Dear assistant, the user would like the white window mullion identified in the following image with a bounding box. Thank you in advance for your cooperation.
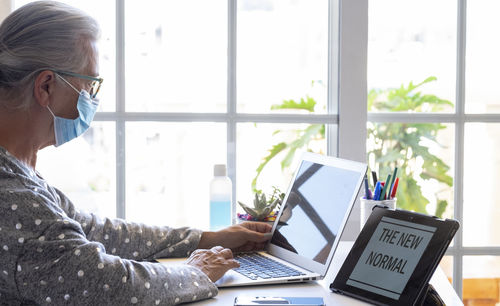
[115,0,126,219]
[227,0,237,223]
[337,0,367,163]
[337,0,368,239]
[453,0,467,298]
[327,0,340,156]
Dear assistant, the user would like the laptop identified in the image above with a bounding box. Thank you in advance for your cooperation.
[159,152,367,287]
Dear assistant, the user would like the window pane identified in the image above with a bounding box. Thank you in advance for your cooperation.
[463,256,500,304]
[13,0,116,112]
[367,0,456,112]
[125,0,227,112]
[236,123,327,213]
[366,122,454,219]
[126,123,226,229]
[464,123,500,246]
[37,122,116,218]
[237,0,329,114]
[465,1,500,113]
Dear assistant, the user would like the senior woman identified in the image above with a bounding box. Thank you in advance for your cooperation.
[0,1,271,305]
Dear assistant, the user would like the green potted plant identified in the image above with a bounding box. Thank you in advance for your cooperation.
[252,77,453,218]
[237,187,285,222]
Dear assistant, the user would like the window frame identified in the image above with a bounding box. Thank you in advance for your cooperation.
[365,0,500,299]
[11,0,500,300]
[95,0,366,237]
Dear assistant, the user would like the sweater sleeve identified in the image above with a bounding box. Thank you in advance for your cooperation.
[53,187,203,260]
[9,190,218,305]
[0,166,217,306]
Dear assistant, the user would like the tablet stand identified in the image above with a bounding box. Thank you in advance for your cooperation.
[416,284,445,306]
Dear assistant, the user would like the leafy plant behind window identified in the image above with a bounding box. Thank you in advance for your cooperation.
[253,77,453,217]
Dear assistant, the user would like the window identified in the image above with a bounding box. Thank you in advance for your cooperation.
[367,0,500,301]
[8,0,367,234]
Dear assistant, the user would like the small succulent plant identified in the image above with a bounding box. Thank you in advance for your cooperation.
[238,187,285,221]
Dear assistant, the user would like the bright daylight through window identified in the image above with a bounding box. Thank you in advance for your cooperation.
[7,0,496,302]
[367,0,500,302]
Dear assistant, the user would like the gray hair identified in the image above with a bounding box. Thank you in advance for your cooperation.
[0,1,100,109]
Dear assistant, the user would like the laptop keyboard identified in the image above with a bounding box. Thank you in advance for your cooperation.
[233,253,306,280]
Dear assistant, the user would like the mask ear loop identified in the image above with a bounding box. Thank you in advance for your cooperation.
[46,105,56,118]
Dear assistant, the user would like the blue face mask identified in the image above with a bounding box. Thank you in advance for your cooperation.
[47,76,99,147]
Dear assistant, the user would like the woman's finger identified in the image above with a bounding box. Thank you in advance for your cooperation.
[225,258,240,269]
[219,248,234,259]
[211,246,224,253]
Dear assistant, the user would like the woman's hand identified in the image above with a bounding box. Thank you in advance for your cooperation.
[186,246,240,282]
[197,222,273,252]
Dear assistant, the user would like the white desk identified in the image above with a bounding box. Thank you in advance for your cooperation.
[193,241,463,305]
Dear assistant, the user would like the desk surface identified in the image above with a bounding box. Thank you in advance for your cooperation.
[191,241,462,305]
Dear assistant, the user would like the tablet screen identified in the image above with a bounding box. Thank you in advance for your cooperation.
[346,216,436,300]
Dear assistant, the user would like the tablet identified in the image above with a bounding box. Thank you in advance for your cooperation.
[330,206,459,306]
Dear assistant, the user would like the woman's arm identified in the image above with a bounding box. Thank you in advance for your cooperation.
[54,187,204,260]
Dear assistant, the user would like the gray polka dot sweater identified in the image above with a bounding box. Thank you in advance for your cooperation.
[0,147,218,305]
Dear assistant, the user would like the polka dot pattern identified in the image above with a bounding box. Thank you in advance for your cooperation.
[0,151,215,305]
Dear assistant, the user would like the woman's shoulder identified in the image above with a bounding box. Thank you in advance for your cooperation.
[0,163,66,221]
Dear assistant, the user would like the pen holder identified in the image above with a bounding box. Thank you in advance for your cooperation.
[360,198,396,231]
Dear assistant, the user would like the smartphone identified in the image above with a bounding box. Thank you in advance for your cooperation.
[234,296,325,306]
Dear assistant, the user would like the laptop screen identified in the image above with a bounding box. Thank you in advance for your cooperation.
[270,160,363,264]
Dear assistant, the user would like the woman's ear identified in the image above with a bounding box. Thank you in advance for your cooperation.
[33,70,56,107]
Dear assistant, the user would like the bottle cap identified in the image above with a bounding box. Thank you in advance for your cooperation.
[214,164,226,176]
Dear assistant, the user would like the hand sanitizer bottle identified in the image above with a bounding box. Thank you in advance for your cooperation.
[209,164,232,231]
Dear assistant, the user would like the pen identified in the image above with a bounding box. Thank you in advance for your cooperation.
[380,174,391,200]
[371,171,378,187]
[373,181,382,201]
[388,167,398,199]
[390,177,399,199]
[364,175,371,199]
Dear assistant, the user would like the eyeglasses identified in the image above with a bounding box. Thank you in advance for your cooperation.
[53,70,103,99]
